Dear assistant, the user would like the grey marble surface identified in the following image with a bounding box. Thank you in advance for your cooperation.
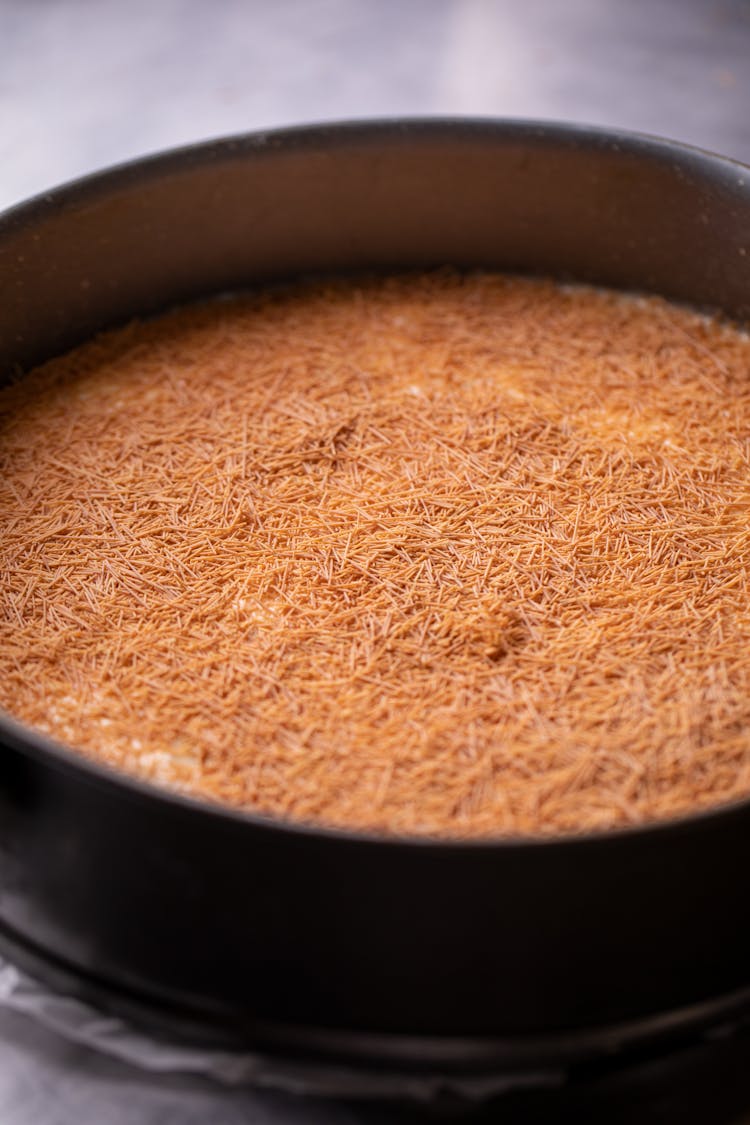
[2,0,750,216]
[1,0,750,1121]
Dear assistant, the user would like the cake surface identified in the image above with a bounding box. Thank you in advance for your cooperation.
[1,272,750,836]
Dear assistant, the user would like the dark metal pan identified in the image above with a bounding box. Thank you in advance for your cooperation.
[1,119,749,1083]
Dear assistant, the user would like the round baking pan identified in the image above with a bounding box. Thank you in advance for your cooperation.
[1,119,749,1085]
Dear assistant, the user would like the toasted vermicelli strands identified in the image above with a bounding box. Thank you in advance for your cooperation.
[1,272,750,837]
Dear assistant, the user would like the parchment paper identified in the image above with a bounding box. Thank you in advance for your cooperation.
[0,956,560,1104]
